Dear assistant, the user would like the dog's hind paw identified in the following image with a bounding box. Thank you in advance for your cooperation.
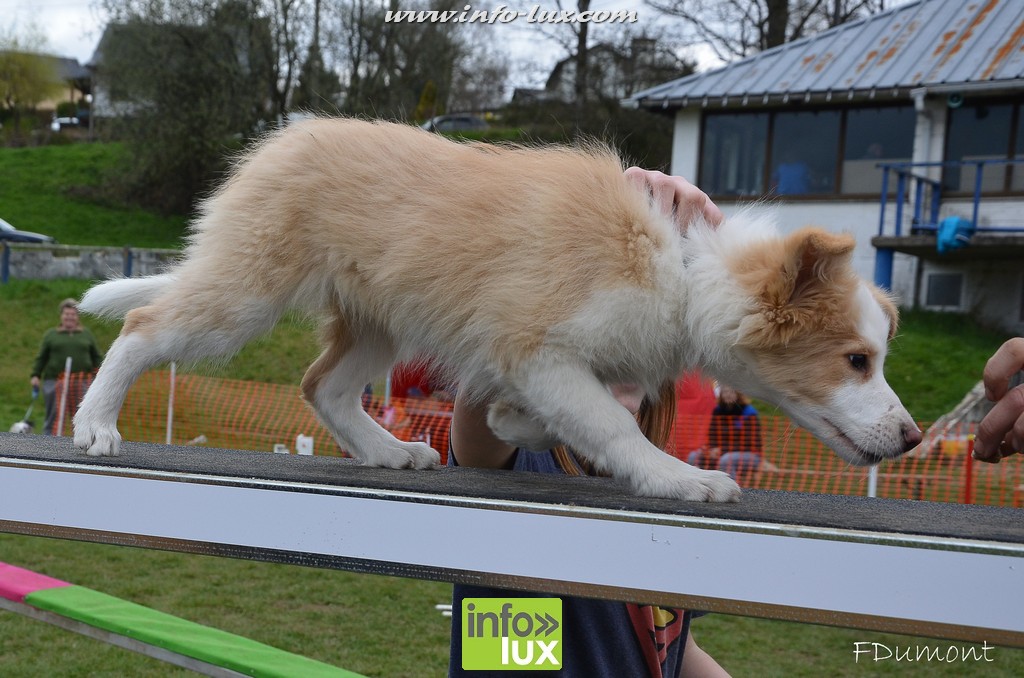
[358,440,440,470]
[632,458,741,502]
[73,421,122,457]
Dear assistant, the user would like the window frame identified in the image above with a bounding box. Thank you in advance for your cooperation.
[942,97,1024,196]
[697,104,914,201]
[923,271,965,311]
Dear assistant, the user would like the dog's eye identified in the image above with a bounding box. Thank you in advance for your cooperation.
[848,354,869,373]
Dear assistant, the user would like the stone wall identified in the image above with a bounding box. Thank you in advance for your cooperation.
[1,243,180,282]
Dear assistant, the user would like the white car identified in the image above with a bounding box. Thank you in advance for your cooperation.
[420,115,489,133]
[50,116,80,132]
[0,217,55,243]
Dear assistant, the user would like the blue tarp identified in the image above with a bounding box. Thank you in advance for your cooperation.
[937,216,975,254]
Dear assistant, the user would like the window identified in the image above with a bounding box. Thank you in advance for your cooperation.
[944,103,1014,192]
[700,113,768,196]
[701,105,913,198]
[842,107,915,194]
[925,272,964,309]
[770,110,840,195]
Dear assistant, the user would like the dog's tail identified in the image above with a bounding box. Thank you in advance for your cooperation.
[79,274,176,319]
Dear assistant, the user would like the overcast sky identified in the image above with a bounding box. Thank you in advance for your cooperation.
[1,0,106,63]
[1,0,918,74]
[2,0,716,86]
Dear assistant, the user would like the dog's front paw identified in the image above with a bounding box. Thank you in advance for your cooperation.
[73,415,122,457]
[632,457,741,502]
[357,440,440,470]
[487,401,561,450]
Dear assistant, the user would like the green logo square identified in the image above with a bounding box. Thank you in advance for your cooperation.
[462,598,563,671]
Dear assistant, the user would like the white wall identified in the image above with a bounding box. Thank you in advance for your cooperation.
[917,260,1024,335]
[670,110,701,182]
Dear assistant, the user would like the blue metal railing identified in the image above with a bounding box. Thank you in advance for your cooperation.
[874,158,1024,290]
[877,158,1024,237]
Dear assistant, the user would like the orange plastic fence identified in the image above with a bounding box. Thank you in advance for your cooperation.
[51,370,1024,508]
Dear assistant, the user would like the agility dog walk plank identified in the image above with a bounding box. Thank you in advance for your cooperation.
[0,562,364,677]
[1,432,1022,648]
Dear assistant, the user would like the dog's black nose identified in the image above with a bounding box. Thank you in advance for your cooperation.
[902,425,923,452]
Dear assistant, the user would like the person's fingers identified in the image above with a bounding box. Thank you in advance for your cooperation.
[974,384,1024,462]
[623,167,723,228]
[695,192,724,226]
[623,166,651,192]
[982,337,1024,402]
[672,179,723,226]
[652,183,678,219]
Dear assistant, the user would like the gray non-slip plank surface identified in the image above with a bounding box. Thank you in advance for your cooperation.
[2,432,1021,546]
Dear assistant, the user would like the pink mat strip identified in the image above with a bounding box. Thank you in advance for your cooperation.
[0,562,71,603]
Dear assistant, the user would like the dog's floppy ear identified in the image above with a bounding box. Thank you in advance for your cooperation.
[737,227,856,348]
[779,227,855,306]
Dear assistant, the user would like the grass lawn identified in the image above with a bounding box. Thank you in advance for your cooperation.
[0,534,452,677]
[1,143,1021,675]
[0,143,188,248]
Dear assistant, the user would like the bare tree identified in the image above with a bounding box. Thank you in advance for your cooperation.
[264,0,312,120]
[96,0,278,212]
[646,0,887,61]
[0,24,62,141]
[292,0,343,111]
[447,26,511,113]
[572,0,590,133]
[323,0,482,119]
[517,0,597,135]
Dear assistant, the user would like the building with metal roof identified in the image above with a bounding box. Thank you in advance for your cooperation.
[630,0,1024,110]
[626,0,1024,335]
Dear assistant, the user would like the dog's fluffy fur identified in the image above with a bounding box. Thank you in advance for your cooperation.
[74,118,919,501]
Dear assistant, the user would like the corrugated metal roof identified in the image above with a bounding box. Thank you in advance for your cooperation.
[630,0,1024,109]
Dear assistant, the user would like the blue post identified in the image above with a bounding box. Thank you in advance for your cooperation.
[894,173,907,236]
[123,246,133,278]
[1,242,9,284]
[913,177,924,231]
[874,248,894,291]
[875,165,895,292]
[878,167,890,237]
[971,161,984,228]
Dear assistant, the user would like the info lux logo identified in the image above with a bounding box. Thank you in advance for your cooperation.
[462,598,563,670]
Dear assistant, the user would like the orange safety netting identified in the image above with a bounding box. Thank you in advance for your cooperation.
[50,370,1024,508]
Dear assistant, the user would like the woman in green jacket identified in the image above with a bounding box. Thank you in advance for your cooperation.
[29,299,103,435]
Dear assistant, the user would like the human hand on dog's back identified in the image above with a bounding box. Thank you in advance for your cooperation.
[624,168,723,229]
[974,337,1024,463]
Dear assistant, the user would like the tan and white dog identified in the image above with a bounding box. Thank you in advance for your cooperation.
[74,118,920,502]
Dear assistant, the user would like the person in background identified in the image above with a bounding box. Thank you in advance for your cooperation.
[29,298,103,435]
[771,149,811,195]
[689,386,763,484]
[973,337,1024,463]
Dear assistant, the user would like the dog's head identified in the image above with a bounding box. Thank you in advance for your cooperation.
[724,226,920,466]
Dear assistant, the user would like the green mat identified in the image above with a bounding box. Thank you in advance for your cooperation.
[26,585,365,677]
